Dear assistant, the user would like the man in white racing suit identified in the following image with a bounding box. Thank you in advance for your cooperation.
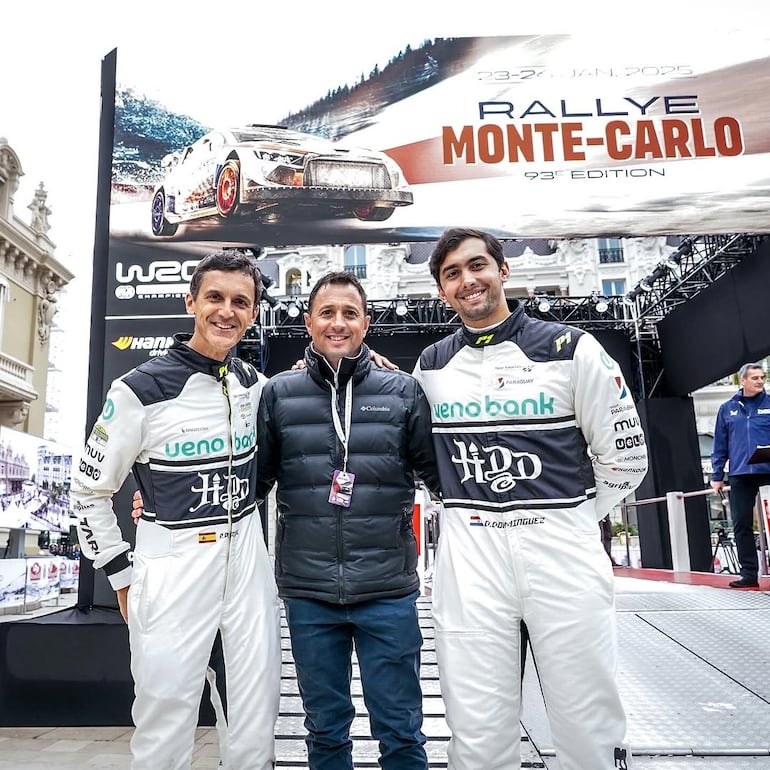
[72,250,281,770]
[413,228,647,770]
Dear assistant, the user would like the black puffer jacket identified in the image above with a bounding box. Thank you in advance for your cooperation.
[256,344,440,604]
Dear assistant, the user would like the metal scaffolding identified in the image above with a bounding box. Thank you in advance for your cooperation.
[624,233,767,331]
[250,233,768,399]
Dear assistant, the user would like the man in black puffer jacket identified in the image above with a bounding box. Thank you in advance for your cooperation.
[256,271,440,770]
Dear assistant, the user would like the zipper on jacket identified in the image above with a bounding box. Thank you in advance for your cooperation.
[221,375,235,590]
[327,374,346,602]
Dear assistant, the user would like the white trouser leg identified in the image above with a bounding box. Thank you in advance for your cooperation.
[526,528,631,770]
[433,527,523,770]
[128,530,223,770]
[219,516,281,770]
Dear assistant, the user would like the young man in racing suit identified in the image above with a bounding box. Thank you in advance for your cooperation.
[413,228,648,770]
[71,250,281,770]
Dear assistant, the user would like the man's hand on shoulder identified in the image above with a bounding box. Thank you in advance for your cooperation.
[289,351,398,371]
[369,350,398,370]
[132,490,143,525]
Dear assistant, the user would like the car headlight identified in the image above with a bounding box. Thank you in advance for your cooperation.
[252,150,302,185]
[381,157,405,188]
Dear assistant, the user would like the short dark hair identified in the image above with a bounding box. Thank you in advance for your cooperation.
[429,227,505,284]
[307,271,368,313]
[189,249,262,308]
[739,362,765,379]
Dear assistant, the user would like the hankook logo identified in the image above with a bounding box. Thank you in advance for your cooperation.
[112,336,174,357]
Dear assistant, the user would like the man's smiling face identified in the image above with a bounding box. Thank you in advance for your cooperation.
[304,282,370,369]
[185,269,257,361]
[436,237,510,327]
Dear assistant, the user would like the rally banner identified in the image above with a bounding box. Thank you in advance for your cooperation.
[108,32,769,247]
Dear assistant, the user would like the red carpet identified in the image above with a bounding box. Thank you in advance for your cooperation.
[614,566,769,589]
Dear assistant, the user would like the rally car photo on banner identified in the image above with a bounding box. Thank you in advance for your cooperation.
[150,124,414,236]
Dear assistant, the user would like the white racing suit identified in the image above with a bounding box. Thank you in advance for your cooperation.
[72,338,281,770]
[414,308,647,770]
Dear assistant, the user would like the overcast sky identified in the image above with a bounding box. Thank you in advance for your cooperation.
[1,0,765,445]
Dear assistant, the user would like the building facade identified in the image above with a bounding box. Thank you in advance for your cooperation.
[0,137,73,436]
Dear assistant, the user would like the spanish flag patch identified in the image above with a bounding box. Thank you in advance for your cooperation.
[198,532,217,544]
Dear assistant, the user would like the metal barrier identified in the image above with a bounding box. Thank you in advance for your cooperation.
[621,485,770,576]
[421,485,770,577]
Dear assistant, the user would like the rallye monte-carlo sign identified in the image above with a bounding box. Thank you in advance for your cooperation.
[107,31,770,245]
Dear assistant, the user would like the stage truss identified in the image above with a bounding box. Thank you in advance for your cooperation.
[248,233,768,399]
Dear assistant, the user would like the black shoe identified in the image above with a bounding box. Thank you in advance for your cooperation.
[729,577,759,588]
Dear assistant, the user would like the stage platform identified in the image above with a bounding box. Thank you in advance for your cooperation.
[0,568,768,768]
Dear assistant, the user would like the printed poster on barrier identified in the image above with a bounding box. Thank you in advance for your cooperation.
[0,427,73,533]
[0,559,28,609]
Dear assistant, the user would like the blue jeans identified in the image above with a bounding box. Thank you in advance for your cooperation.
[728,474,770,579]
[283,591,427,770]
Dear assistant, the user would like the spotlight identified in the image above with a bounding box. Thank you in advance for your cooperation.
[259,275,279,309]
[623,287,642,305]
[395,299,408,317]
[638,279,654,292]
[664,238,693,272]
[593,295,609,314]
[537,297,552,313]
[286,301,301,319]
[672,238,693,259]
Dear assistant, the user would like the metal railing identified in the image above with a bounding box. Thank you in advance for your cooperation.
[621,484,770,576]
[598,247,625,263]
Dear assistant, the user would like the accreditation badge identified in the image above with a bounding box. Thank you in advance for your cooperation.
[329,469,355,507]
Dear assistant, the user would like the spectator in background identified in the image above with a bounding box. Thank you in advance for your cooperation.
[711,362,770,589]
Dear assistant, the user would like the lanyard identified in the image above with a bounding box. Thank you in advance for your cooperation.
[329,379,353,472]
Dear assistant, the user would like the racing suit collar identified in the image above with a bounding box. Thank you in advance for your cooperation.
[461,301,526,348]
[170,333,234,379]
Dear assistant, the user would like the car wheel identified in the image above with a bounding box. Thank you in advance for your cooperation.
[216,161,241,218]
[150,189,178,236]
[352,205,395,222]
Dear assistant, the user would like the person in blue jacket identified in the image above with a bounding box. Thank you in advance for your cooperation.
[711,362,770,588]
